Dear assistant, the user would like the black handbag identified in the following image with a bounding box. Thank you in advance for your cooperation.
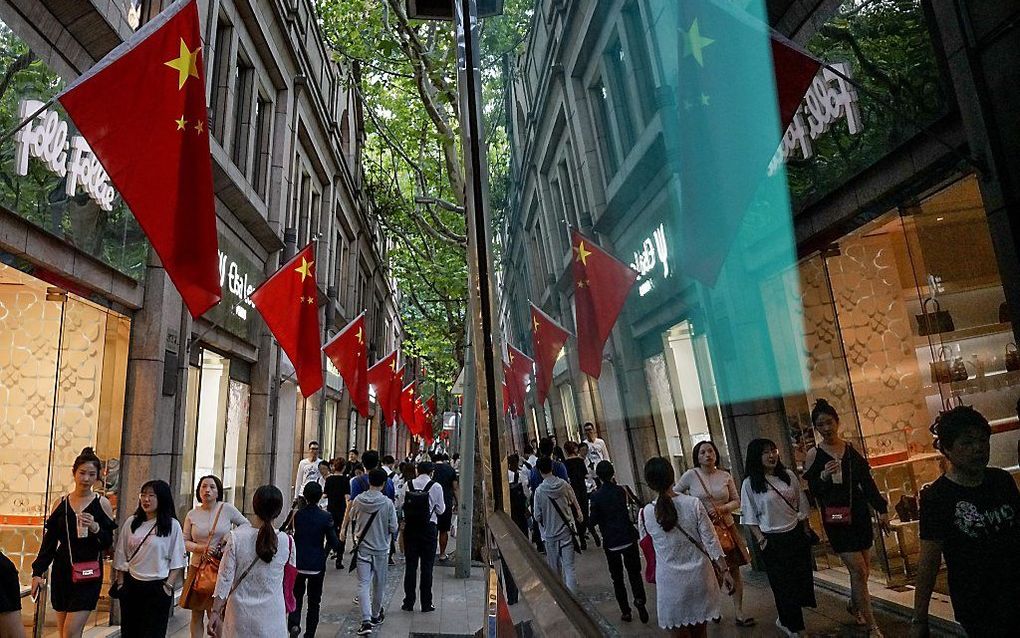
[915,298,955,336]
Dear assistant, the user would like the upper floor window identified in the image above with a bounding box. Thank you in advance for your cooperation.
[230,54,254,171]
[209,18,232,142]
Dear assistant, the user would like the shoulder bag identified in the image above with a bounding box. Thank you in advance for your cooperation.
[692,470,737,553]
[283,535,297,613]
[180,503,225,609]
[764,474,821,546]
[64,497,101,584]
[821,449,853,526]
[347,510,380,573]
[548,497,582,554]
[637,508,656,583]
[108,520,157,599]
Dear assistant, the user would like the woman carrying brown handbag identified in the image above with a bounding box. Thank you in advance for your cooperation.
[677,440,753,627]
[181,475,249,637]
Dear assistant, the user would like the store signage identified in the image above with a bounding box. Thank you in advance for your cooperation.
[629,223,671,298]
[12,99,117,211]
[218,250,257,321]
[768,62,863,174]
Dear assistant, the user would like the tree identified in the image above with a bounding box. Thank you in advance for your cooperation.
[316,0,531,394]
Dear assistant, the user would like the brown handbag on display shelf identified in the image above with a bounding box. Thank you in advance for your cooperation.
[915,297,955,336]
[930,346,953,384]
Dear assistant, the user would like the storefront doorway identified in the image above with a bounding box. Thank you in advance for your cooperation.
[178,349,251,519]
[0,262,129,636]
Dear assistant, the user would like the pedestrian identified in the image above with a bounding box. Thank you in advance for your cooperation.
[400,461,445,612]
[550,435,565,463]
[181,475,249,637]
[208,485,295,637]
[346,448,360,470]
[348,451,396,501]
[564,441,600,549]
[288,482,340,637]
[294,442,323,500]
[677,440,753,627]
[0,550,25,638]
[315,461,331,503]
[583,422,610,462]
[529,438,568,553]
[911,406,1020,637]
[344,468,399,635]
[803,399,889,636]
[521,444,537,472]
[30,447,116,638]
[589,461,648,624]
[451,452,461,473]
[395,462,417,557]
[740,439,816,638]
[641,457,729,637]
[507,454,532,534]
[533,456,582,592]
[430,452,459,561]
[323,459,349,569]
[112,479,187,637]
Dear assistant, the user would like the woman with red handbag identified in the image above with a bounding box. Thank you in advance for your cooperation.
[207,485,295,638]
[30,447,116,638]
[804,399,889,636]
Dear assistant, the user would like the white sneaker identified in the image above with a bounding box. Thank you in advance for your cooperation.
[775,617,800,638]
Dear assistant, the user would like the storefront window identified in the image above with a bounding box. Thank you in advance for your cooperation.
[559,384,580,442]
[0,21,147,281]
[777,174,1018,590]
[0,262,129,633]
[322,399,338,461]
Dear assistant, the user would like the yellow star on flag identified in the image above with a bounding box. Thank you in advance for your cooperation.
[356,328,364,344]
[681,19,715,67]
[533,316,540,333]
[508,351,515,364]
[390,359,398,372]
[194,120,204,133]
[175,115,187,130]
[165,38,201,90]
[294,257,314,282]
[574,241,592,266]
[306,296,315,305]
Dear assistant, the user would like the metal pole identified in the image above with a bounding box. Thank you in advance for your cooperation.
[455,337,477,578]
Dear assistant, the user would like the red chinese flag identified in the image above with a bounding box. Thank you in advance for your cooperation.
[502,362,514,416]
[250,243,322,397]
[389,366,405,427]
[368,351,398,426]
[400,381,417,434]
[771,33,822,129]
[426,396,437,417]
[507,343,533,416]
[323,313,370,418]
[58,0,220,317]
[530,303,570,406]
[572,230,638,379]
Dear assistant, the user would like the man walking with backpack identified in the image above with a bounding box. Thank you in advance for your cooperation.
[401,461,445,612]
[343,469,398,636]
[534,456,582,592]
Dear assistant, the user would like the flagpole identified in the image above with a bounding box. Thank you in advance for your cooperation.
[0,96,57,146]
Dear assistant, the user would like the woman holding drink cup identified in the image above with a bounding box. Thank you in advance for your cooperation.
[804,399,890,636]
[30,448,116,638]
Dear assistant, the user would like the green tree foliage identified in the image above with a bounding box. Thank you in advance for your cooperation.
[786,0,948,208]
[316,0,531,393]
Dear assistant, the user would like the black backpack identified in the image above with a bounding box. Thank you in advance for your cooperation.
[402,479,437,529]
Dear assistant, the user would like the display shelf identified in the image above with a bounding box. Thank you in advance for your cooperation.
[914,322,1013,347]
[939,369,1020,395]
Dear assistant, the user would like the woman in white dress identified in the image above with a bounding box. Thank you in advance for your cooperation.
[208,485,294,638]
[677,440,753,626]
[640,457,731,637]
[182,475,249,637]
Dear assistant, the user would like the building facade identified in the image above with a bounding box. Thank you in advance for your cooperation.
[500,0,1020,621]
[0,0,403,632]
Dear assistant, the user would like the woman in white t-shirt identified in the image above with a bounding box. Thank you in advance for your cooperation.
[740,439,817,638]
[182,475,249,637]
[208,485,294,637]
[113,479,187,637]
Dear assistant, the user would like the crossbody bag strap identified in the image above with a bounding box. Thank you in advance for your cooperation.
[349,511,379,556]
[548,497,577,539]
[125,519,158,565]
[204,504,225,554]
[228,555,260,598]
[693,470,724,518]
[765,473,801,514]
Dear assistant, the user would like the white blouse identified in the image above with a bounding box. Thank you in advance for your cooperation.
[114,516,187,581]
[677,468,740,527]
[739,470,810,534]
[183,502,250,565]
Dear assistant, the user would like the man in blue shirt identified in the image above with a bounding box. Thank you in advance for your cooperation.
[350,451,396,501]
[528,438,568,491]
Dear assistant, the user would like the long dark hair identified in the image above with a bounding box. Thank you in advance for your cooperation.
[131,480,177,536]
[744,439,790,494]
[643,457,678,532]
[253,485,283,563]
[691,440,726,471]
[73,447,102,474]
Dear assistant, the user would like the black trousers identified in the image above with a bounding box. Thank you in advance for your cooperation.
[761,525,816,633]
[604,543,645,614]
[288,571,325,637]
[119,574,172,637]
[403,522,438,608]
